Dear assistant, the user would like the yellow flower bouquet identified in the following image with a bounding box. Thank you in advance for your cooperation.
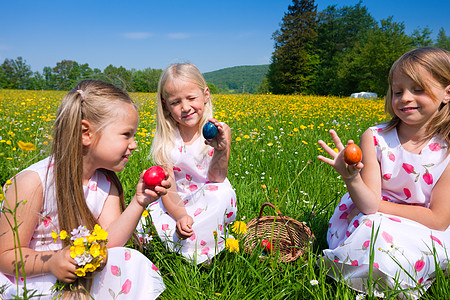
[52,224,108,277]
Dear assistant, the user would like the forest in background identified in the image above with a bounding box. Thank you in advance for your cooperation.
[1,0,449,96]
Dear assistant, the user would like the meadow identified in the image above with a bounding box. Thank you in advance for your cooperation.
[1,90,448,299]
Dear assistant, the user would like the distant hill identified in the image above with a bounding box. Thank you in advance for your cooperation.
[203,65,269,94]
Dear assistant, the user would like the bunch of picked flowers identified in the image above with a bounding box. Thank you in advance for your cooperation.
[52,224,108,277]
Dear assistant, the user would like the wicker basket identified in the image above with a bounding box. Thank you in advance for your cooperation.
[244,202,314,263]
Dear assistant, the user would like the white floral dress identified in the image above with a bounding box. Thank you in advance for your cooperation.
[0,157,165,299]
[139,131,237,264]
[323,124,450,298]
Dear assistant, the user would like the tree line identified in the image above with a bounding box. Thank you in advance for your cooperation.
[1,0,450,96]
[0,58,164,92]
[264,0,450,96]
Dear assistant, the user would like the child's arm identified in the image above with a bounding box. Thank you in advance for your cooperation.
[205,119,231,183]
[97,170,170,247]
[0,171,78,282]
[318,129,382,214]
[159,168,194,239]
[378,163,450,230]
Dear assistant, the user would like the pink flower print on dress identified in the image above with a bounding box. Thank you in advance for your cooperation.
[339,203,347,211]
[173,167,181,172]
[423,172,433,185]
[49,163,54,168]
[162,224,169,231]
[388,216,401,223]
[373,136,379,146]
[227,211,234,218]
[189,233,196,241]
[382,231,393,244]
[402,163,416,174]
[121,279,132,294]
[351,260,358,266]
[124,250,131,261]
[364,219,373,227]
[404,188,411,199]
[383,173,392,180]
[89,183,97,191]
[353,220,359,228]
[207,185,218,191]
[362,240,370,250]
[388,152,395,162]
[415,259,425,272]
[219,225,223,231]
[43,216,52,227]
[152,264,159,271]
[196,164,204,170]
[189,184,198,192]
[345,231,351,237]
[382,196,391,201]
[430,235,442,246]
[339,212,348,220]
[200,240,207,246]
[194,208,203,216]
[186,174,192,181]
[429,143,442,152]
[373,262,379,269]
[208,149,214,156]
[178,146,183,152]
[201,247,210,255]
[111,265,121,276]
[418,277,424,284]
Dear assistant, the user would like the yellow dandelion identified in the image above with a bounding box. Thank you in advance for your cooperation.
[75,268,86,277]
[84,263,96,273]
[142,210,149,218]
[59,230,67,240]
[261,184,267,189]
[243,134,250,139]
[267,143,273,146]
[90,242,101,258]
[225,238,239,253]
[302,140,308,145]
[93,224,108,240]
[231,221,247,234]
[17,141,36,151]
[51,230,58,243]
[235,137,242,141]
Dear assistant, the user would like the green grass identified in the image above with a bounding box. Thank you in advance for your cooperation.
[1,90,449,299]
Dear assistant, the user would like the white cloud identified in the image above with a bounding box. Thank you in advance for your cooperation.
[167,33,191,39]
[123,32,153,39]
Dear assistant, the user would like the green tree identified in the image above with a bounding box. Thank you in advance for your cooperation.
[131,68,162,92]
[51,60,94,90]
[313,2,376,95]
[267,0,319,94]
[0,57,33,89]
[336,17,411,96]
[103,65,133,90]
[409,27,433,47]
[435,28,450,51]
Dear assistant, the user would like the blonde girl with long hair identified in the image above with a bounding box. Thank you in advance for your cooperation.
[138,63,237,264]
[0,80,168,299]
[318,47,450,298]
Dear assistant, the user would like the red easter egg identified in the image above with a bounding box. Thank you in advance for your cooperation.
[343,143,362,165]
[261,239,272,253]
[143,166,165,189]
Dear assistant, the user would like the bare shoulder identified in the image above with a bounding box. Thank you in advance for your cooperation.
[5,170,43,205]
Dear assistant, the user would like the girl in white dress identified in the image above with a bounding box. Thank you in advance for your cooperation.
[0,80,169,299]
[138,63,237,264]
[317,47,450,298]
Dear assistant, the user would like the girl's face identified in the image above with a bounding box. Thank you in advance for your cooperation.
[163,77,210,133]
[391,67,450,129]
[84,102,139,175]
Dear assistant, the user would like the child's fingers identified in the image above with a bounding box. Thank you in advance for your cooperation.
[318,140,339,158]
[329,129,345,152]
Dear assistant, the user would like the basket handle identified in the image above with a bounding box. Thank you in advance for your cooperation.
[258,202,297,258]
[258,202,283,218]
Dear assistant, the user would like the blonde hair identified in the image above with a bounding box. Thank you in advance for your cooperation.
[151,63,213,167]
[384,47,450,150]
[50,80,135,298]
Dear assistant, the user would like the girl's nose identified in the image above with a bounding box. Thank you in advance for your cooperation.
[401,90,414,102]
[129,138,137,150]
[180,99,190,112]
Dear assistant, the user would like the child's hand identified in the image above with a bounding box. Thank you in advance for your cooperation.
[136,169,170,207]
[204,119,228,151]
[175,215,194,239]
[48,246,78,283]
[317,129,363,180]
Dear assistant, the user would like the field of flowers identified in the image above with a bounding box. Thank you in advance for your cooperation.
[4,90,446,299]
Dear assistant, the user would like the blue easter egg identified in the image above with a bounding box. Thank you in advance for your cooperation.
[203,121,218,139]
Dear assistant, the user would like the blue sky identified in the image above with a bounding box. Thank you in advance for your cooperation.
[1,0,448,73]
